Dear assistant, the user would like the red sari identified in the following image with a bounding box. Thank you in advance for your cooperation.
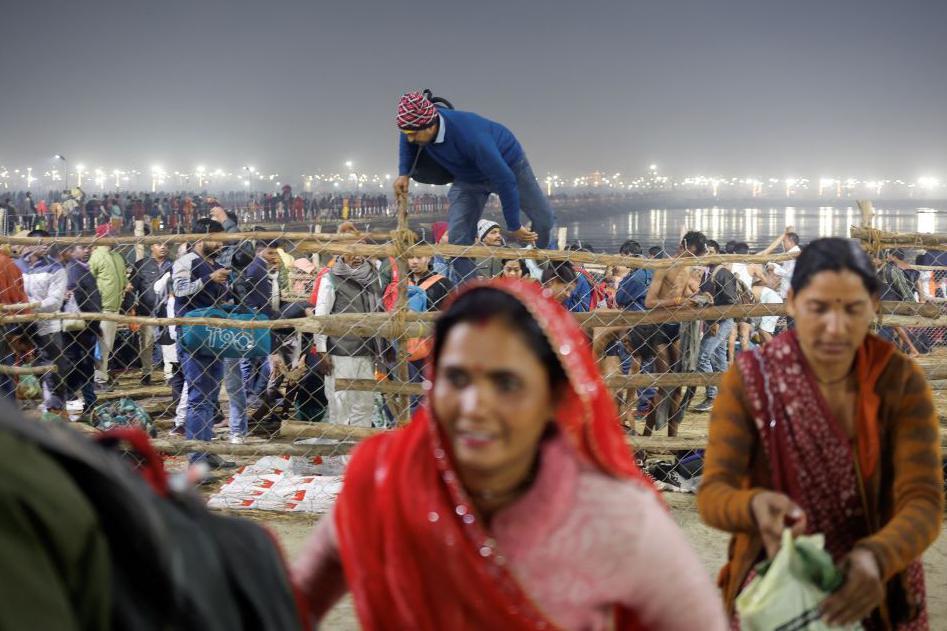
[736,331,928,630]
[333,279,658,630]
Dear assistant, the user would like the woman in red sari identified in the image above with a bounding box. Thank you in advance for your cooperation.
[699,238,944,629]
[294,279,726,630]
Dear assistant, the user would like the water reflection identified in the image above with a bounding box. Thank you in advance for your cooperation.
[565,204,947,251]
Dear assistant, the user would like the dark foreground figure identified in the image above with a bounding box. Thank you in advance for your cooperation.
[0,403,303,630]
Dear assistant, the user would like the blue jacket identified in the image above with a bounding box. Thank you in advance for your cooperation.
[616,269,653,311]
[566,272,593,313]
[399,108,526,230]
[235,256,277,317]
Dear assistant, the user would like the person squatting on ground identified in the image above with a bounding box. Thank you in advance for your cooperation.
[234,238,306,438]
[394,91,556,284]
[294,279,726,630]
[699,237,943,629]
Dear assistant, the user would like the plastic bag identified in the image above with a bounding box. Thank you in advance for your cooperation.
[16,374,42,400]
[92,398,157,437]
[736,530,862,631]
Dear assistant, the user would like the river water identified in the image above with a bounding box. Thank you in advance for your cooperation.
[557,203,947,253]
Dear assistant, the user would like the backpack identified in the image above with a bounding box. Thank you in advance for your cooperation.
[713,266,755,305]
[406,274,444,362]
[180,305,272,359]
[0,408,304,631]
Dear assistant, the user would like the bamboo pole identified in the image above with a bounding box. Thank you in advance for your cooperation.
[3,300,935,335]
[850,226,947,249]
[5,229,812,271]
[336,362,947,394]
[393,192,412,424]
[0,302,38,312]
[405,243,799,270]
[0,364,56,375]
[279,421,379,441]
[150,438,350,457]
[880,315,947,327]
[149,431,947,458]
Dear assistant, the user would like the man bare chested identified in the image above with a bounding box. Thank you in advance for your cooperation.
[641,231,707,436]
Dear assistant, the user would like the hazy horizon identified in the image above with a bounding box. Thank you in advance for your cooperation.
[3,0,945,179]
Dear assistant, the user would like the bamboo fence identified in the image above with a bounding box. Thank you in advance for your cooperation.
[2,200,946,463]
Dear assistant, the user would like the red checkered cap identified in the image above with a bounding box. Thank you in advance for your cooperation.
[396,92,438,131]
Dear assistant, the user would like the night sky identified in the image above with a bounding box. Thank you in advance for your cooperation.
[2,0,945,180]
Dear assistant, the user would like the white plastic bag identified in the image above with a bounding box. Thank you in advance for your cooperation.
[736,530,861,631]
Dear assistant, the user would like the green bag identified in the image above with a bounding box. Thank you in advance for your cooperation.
[92,398,157,438]
[736,530,862,631]
[16,374,42,400]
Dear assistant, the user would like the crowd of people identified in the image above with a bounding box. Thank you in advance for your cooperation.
[0,188,452,237]
[1,207,940,446]
[1,89,944,631]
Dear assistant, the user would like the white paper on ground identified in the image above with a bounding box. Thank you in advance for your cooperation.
[208,455,349,513]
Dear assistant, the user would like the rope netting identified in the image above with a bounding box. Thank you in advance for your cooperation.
[2,205,946,509]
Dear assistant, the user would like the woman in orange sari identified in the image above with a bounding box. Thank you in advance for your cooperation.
[699,238,943,629]
[294,279,726,630]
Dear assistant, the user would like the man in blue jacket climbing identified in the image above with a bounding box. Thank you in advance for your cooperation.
[393,91,556,284]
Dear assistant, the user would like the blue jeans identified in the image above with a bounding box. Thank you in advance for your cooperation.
[446,157,556,284]
[180,342,223,460]
[697,319,734,399]
[241,356,269,405]
[223,357,247,436]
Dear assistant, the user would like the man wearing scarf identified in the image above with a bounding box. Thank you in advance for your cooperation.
[312,252,383,427]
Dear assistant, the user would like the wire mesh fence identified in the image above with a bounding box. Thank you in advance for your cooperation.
[2,203,946,511]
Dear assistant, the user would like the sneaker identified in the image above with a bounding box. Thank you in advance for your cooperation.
[94,382,114,393]
[169,425,185,437]
[647,462,688,493]
[690,398,715,413]
[204,453,237,470]
[228,434,245,445]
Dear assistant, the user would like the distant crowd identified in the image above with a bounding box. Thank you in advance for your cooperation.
[0,187,452,236]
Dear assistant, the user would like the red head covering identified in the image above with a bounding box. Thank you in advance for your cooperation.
[431,220,448,244]
[396,91,438,131]
[334,278,656,630]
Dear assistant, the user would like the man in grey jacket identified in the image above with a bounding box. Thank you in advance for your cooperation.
[311,253,383,427]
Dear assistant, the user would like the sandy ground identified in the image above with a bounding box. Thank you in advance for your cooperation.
[256,493,946,630]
